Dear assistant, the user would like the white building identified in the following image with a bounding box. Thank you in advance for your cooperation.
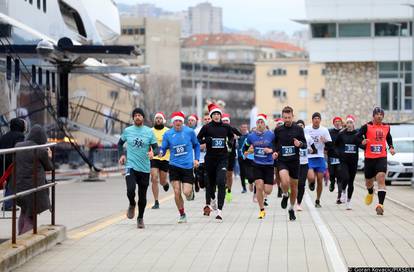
[299,0,414,124]
[188,2,222,35]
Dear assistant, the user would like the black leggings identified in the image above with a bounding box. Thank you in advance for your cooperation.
[238,158,247,190]
[340,160,358,200]
[126,169,150,219]
[329,163,342,198]
[205,156,227,210]
[297,164,308,205]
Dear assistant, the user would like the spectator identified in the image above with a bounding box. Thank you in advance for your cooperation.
[15,124,53,235]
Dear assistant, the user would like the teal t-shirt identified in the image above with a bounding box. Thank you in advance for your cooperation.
[121,125,157,173]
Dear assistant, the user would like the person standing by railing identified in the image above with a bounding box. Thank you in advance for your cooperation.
[15,124,53,234]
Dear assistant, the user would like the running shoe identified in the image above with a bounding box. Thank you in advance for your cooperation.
[225,189,232,203]
[375,204,384,215]
[281,193,289,209]
[137,218,145,229]
[365,192,374,205]
[340,192,347,203]
[336,199,342,205]
[163,183,170,192]
[264,198,269,207]
[211,199,218,211]
[258,210,266,219]
[215,209,223,222]
[346,201,352,210]
[127,205,135,219]
[151,201,160,209]
[296,204,303,211]
[329,181,335,192]
[203,205,211,216]
[241,188,247,194]
[288,209,296,221]
[315,199,322,208]
[178,214,187,223]
[309,182,315,191]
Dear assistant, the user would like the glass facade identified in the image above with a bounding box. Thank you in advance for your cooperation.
[311,23,336,38]
[338,23,371,37]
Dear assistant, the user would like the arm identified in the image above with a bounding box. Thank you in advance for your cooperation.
[39,148,54,171]
[386,128,394,149]
[232,127,242,137]
[117,138,126,156]
[150,143,159,156]
[159,134,169,157]
[296,127,307,149]
[192,132,200,161]
[358,124,368,142]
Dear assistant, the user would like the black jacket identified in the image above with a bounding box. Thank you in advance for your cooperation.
[335,129,362,162]
[0,118,25,176]
[274,123,307,162]
[197,121,234,158]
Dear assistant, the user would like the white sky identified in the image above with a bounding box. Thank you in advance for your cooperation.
[114,0,307,33]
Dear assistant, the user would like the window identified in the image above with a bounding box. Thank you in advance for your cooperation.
[299,69,308,76]
[299,89,308,98]
[127,28,134,35]
[122,28,127,35]
[270,68,287,76]
[321,68,327,76]
[338,23,371,37]
[311,23,336,38]
[321,88,326,98]
[134,28,140,35]
[375,22,409,37]
[273,89,287,98]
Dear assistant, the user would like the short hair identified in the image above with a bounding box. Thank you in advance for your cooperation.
[282,106,293,114]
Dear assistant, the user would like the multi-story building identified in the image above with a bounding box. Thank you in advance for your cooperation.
[299,0,414,125]
[181,34,304,126]
[188,2,222,35]
[255,58,326,128]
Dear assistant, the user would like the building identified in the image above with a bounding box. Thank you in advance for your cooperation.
[116,16,182,119]
[188,2,222,35]
[255,58,326,128]
[181,34,304,126]
[299,0,414,125]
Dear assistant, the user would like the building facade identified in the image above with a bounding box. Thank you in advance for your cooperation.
[301,0,414,125]
[255,58,326,128]
[188,2,222,35]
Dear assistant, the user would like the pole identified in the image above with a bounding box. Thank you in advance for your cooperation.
[397,23,401,122]
[191,51,195,113]
[411,6,414,187]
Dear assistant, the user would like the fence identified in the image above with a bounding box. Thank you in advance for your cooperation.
[0,143,56,245]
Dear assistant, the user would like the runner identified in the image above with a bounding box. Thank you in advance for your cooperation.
[328,117,343,199]
[237,123,250,193]
[159,111,200,223]
[150,112,170,209]
[243,114,275,219]
[187,114,198,130]
[118,108,158,229]
[335,115,362,210]
[197,104,234,222]
[305,112,333,208]
[274,118,284,198]
[296,120,316,211]
[222,113,242,203]
[274,106,307,221]
[358,107,395,215]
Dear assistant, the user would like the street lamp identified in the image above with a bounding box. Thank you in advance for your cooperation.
[391,23,402,122]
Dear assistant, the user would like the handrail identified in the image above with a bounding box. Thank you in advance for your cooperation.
[0,142,56,155]
[0,182,57,203]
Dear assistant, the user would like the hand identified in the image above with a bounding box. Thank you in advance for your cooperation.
[293,138,302,147]
[200,144,206,151]
[248,145,254,154]
[263,147,273,154]
[272,152,279,160]
[119,155,126,165]
[320,136,327,143]
[389,147,396,156]
[159,150,164,157]
[244,151,249,157]
[194,160,199,168]
[47,147,52,159]
[361,139,368,145]
[307,148,314,154]
[147,150,154,160]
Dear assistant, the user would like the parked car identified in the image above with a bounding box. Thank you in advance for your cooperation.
[386,137,414,185]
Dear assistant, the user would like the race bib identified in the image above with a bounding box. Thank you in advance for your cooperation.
[212,138,225,149]
[255,147,266,158]
[173,144,187,156]
[281,146,295,157]
[344,144,357,154]
[370,144,382,154]
[299,149,307,157]
[330,157,340,164]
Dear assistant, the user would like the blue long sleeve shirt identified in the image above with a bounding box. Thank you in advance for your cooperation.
[160,126,200,169]
[245,130,275,166]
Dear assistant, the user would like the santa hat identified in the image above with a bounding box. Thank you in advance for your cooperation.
[256,113,267,124]
[188,114,198,121]
[170,111,185,123]
[208,103,222,117]
[154,112,166,124]
[222,113,231,122]
[332,116,342,124]
[275,118,284,126]
[346,114,356,123]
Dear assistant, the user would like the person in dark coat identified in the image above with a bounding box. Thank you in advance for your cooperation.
[15,124,53,235]
[0,118,26,211]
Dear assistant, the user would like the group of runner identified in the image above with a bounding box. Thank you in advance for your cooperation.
[118,104,395,229]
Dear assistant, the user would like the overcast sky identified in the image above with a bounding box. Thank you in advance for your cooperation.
[114,0,307,33]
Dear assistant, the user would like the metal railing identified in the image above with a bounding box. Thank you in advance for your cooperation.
[0,143,56,245]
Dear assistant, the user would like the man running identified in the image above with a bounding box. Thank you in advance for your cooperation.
[274,106,307,221]
[118,108,158,229]
[197,104,234,222]
[335,115,362,210]
[237,123,249,193]
[150,112,170,209]
[159,111,200,223]
[358,107,395,215]
[296,120,316,211]
[243,114,275,219]
[328,117,343,198]
[305,112,333,208]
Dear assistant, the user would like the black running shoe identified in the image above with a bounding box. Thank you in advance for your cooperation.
[288,209,296,221]
[163,183,170,192]
[315,199,322,208]
[127,205,135,219]
[329,181,335,192]
[281,194,289,209]
[336,199,342,205]
[137,218,145,229]
[152,201,160,209]
[309,182,315,191]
